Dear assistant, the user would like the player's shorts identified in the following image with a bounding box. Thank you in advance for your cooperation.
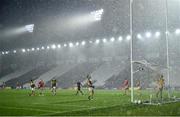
[88,87,94,92]
[124,86,129,90]
[31,88,35,91]
[77,87,81,90]
[137,86,141,90]
[52,86,56,89]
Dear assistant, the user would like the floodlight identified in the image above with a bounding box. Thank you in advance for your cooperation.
[145,32,152,38]
[103,38,107,43]
[89,41,93,44]
[22,49,25,52]
[51,44,56,49]
[155,31,160,37]
[13,50,17,53]
[126,35,131,41]
[118,36,123,41]
[5,51,9,54]
[110,37,115,42]
[175,29,180,35]
[57,44,61,48]
[32,48,35,51]
[76,42,79,46]
[95,39,100,44]
[137,34,142,39]
[90,9,104,21]
[81,41,86,45]
[69,43,74,47]
[25,24,34,33]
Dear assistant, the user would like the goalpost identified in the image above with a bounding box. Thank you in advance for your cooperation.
[129,0,180,104]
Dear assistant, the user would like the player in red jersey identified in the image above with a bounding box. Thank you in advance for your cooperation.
[123,79,129,95]
[38,79,45,96]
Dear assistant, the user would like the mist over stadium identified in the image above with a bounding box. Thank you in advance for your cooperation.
[0,0,180,116]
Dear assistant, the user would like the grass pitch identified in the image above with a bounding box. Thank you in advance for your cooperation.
[0,89,180,116]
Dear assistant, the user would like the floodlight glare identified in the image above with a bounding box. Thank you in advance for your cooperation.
[69,43,74,47]
[41,46,45,50]
[126,35,131,41]
[13,50,17,53]
[89,41,93,44]
[95,39,100,44]
[22,49,26,53]
[57,44,61,48]
[27,49,30,52]
[5,51,9,54]
[175,29,180,35]
[64,44,67,47]
[103,38,107,43]
[36,48,40,51]
[137,34,142,39]
[81,41,86,45]
[47,46,50,49]
[2,52,5,55]
[76,42,79,46]
[90,9,104,21]
[25,24,34,33]
[155,31,160,37]
[118,36,123,41]
[110,37,115,42]
[145,32,152,38]
[32,48,35,51]
[51,44,56,49]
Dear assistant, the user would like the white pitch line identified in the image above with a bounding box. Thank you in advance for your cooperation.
[0,106,57,113]
[33,103,90,108]
[41,104,125,116]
